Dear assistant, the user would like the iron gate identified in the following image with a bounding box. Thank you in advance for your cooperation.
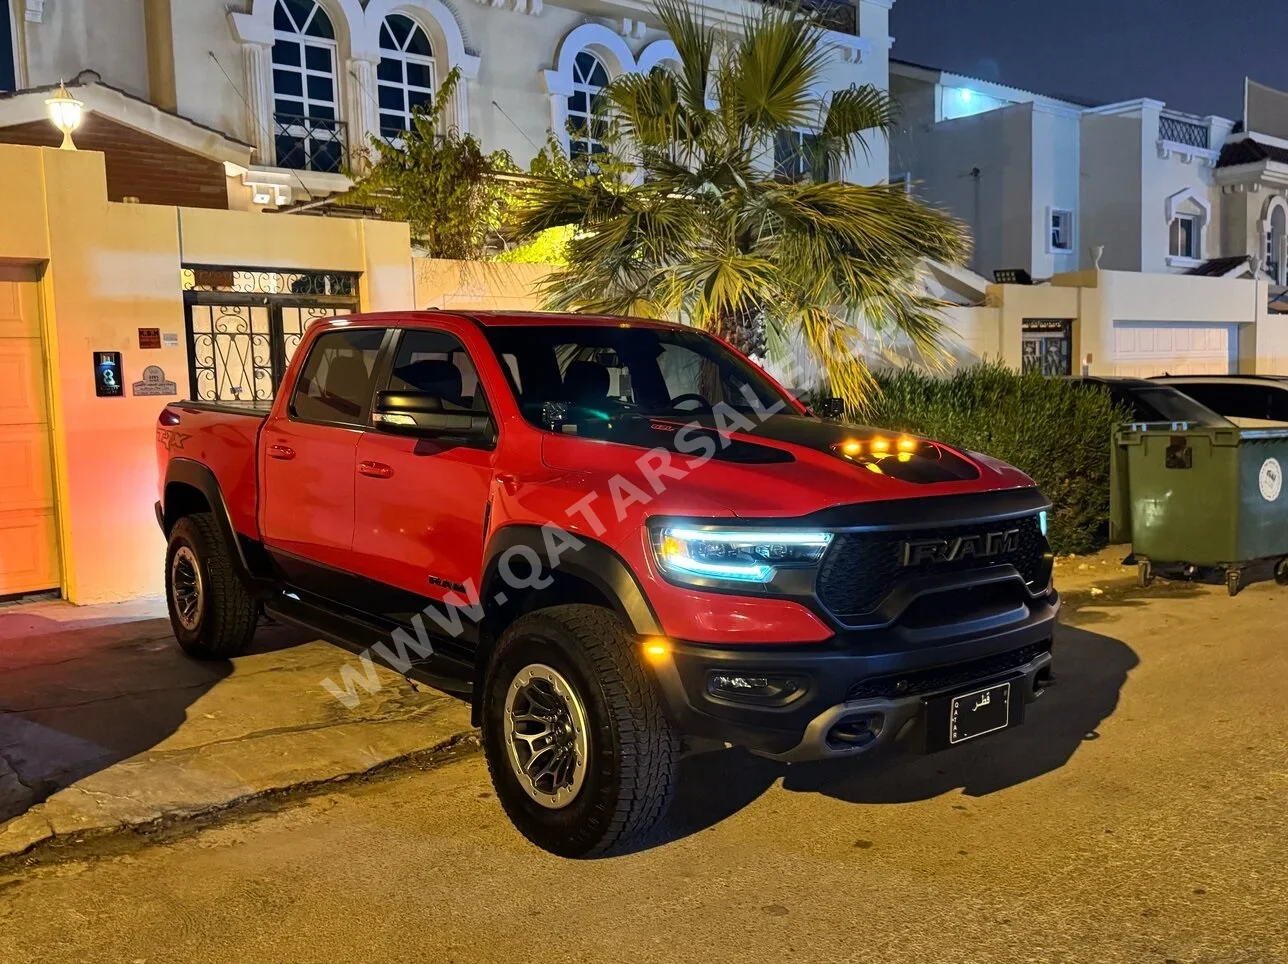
[1022,319,1073,377]
[181,266,360,402]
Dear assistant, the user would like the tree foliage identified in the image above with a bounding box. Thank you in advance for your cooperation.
[504,0,971,412]
[347,68,516,260]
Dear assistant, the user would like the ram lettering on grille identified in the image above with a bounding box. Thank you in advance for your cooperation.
[898,529,1020,567]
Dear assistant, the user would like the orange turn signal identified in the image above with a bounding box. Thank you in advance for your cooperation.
[642,638,671,663]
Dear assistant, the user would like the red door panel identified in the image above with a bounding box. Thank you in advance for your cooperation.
[351,432,494,600]
[258,325,386,571]
[260,417,362,570]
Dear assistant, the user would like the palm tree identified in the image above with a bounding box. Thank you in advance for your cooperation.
[507,0,970,411]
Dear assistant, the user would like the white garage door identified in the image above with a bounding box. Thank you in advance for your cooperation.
[0,267,60,597]
[1112,321,1239,377]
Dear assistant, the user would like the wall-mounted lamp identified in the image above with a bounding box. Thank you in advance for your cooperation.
[45,83,84,150]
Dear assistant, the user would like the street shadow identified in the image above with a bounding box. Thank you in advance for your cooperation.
[646,624,1137,851]
[0,609,309,826]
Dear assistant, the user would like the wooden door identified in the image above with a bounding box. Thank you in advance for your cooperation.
[0,266,60,597]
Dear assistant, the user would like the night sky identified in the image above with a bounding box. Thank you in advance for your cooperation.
[889,0,1279,120]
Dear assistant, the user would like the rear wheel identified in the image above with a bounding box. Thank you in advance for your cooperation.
[164,513,258,659]
[481,604,679,858]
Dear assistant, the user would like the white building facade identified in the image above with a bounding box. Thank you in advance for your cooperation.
[1,0,894,208]
[889,60,1241,283]
[887,61,1288,379]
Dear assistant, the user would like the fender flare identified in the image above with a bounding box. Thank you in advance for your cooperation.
[162,458,274,594]
[478,525,663,637]
[470,525,664,725]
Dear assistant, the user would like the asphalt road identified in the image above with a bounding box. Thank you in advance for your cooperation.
[2,580,1286,964]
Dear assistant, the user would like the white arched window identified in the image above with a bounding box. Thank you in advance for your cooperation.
[377,13,436,140]
[1267,201,1287,284]
[271,0,343,171]
[567,51,610,159]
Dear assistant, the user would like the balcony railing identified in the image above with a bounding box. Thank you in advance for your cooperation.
[1159,114,1209,150]
[273,114,349,174]
[761,0,857,34]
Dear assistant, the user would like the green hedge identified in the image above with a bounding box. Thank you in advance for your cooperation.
[864,364,1130,555]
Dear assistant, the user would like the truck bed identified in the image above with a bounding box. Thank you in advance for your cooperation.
[171,399,273,418]
[159,399,269,539]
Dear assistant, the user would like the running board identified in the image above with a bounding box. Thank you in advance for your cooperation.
[265,592,474,699]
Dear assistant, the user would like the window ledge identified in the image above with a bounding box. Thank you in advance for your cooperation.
[1166,255,1204,268]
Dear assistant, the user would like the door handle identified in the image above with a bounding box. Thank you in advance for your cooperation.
[268,443,296,461]
[358,460,394,479]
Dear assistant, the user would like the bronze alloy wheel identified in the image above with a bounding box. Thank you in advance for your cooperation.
[170,545,203,632]
[503,663,590,809]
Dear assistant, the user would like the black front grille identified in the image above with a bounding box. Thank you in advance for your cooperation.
[816,514,1047,618]
[845,641,1051,701]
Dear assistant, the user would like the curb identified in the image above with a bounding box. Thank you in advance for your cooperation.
[0,728,478,867]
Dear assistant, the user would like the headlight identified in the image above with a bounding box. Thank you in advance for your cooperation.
[650,526,833,586]
[1038,510,1048,536]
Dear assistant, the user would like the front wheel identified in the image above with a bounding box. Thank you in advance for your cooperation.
[481,604,679,858]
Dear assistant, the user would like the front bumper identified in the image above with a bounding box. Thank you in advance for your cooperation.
[649,588,1059,762]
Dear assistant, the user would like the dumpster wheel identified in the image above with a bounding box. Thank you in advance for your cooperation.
[1226,568,1243,597]
[1137,559,1154,588]
[1276,558,1288,587]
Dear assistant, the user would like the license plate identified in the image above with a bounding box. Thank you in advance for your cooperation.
[948,681,1012,744]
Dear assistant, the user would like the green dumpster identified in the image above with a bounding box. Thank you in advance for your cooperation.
[1112,423,1288,595]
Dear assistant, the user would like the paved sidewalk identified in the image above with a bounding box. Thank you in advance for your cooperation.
[0,598,472,861]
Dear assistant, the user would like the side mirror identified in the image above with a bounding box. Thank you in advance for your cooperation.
[816,397,846,420]
[373,391,495,445]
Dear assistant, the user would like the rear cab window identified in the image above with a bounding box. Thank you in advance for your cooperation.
[290,328,386,425]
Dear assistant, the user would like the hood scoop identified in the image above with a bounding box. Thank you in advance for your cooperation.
[741,415,982,484]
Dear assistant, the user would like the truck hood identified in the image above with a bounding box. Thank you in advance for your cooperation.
[540,412,1037,519]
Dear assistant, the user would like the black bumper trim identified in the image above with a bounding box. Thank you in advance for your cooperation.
[649,590,1059,760]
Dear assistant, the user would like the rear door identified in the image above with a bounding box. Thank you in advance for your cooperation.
[260,327,387,576]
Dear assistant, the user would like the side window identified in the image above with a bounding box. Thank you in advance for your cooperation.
[1267,388,1288,422]
[387,329,489,413]
[290,328,385,424]
[1183,383,1268,419]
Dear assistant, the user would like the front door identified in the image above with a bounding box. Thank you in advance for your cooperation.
[260,326,386,576]
[0,267,59,597]
[350,328,497,634]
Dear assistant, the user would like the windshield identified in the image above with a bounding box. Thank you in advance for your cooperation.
[481,324,793,427]
[1127,386,1232,426]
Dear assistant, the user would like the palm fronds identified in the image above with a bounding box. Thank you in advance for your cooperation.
[505,4,971,413]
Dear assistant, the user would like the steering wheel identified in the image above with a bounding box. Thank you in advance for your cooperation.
[668,393,711,412]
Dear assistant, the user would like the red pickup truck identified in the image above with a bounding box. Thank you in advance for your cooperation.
[155,311,1057,857]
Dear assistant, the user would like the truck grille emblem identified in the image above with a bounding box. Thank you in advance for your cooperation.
[899,529,1020,567]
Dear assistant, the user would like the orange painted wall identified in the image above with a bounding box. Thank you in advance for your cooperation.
[0,143,413,603]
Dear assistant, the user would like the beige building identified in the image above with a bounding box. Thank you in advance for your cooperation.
[1,0,893,210]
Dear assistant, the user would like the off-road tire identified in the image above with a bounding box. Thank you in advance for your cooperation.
[165,513,258,659]
[482,604,679,858]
